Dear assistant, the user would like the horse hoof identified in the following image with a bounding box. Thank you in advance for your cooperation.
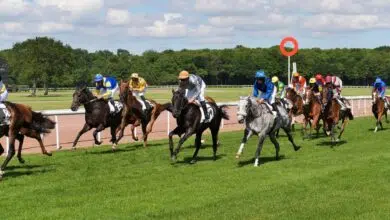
[46,152,53,156]
[133,138,139,142]
[18,157,25,164]
[190,160,197,164]
[254,164,259,167]
[0,170,4,176]
[235,154,241,159]
[95,141,102,146]
[294,146,301,151]
[171,155,177,162]
[72,147,77,151]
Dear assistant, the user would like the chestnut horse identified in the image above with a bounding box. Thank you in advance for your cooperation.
[302,87,323,138]
[115,80,171,148]
[0,101,55,179]
[372,91,389,132]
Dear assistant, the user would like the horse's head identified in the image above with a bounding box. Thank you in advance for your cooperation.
[119,79,131,103]
[303,87,313,105]
[237,96,250,124]
[171,88,188,118]
[286,87,303,115]
[71,85,91,111]
[373,91,379,103]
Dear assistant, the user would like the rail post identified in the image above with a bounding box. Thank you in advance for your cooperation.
[55,115,61,149]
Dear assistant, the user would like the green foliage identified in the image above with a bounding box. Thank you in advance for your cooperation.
[2,37,390,87]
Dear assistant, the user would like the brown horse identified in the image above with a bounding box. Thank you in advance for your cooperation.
[115,80,171,148]
[302,87,322,138]
[372,91,389,132]
[0,101,55,179]
[285,87,305,130]
[322,86,353,145]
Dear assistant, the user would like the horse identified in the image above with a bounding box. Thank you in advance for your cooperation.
[115,80,172,148]
[322,86,353,145]
[169,89,229,164]
[301,87,323,138]
[70,85,139,150]
[285,87,305,130]
[235,97,301,166]
[0,101,55,179]
[372,91,389,132]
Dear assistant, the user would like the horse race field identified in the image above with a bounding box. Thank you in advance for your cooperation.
[9,87,372,110]
[1,117,390,219]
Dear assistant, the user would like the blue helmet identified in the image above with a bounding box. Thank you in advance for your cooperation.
[375,77,382,85]
[94,74,103,82]
[255,70,266,79]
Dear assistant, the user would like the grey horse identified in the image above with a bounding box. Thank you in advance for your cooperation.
[236,96,301,167]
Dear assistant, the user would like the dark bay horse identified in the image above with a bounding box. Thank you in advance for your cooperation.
[302,87,323,138]
[322,87,353,145]
[285,87,305,130]
[70,86,138,150]
[169,89,229,164]
[115,80,171,148]
[372,91,389,132]
[0,102,55,179]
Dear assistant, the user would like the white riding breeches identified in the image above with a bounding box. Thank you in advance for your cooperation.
[133,89,147,110]
[0,90,8,102]
[186,82,206,102]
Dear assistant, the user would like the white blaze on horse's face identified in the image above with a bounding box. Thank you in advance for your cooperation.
[237,97,248,124]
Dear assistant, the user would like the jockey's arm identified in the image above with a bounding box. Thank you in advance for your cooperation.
[101,90,112,100]
[137,78,147,92]
[252,82,259,97]
[0,84,6,94]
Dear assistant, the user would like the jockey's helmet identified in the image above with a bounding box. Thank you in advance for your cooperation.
[131,73,139,79]
[325,75,332,84]
[292,72,299,77]
[255,70,266,79]
[178,70,190,80]
[271,76,279,83]
[94,74,103,82]
[309,78,316,84]
[315,74,322,81]
[375,77,382,85]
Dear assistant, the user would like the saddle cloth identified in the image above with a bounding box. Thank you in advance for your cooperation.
[194,101,215,123]
[0,103,10,125]
[108,101,123,114]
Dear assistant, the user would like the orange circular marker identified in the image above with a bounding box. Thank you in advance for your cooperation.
[279,37,299,57]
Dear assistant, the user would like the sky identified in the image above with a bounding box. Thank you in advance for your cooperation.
[1,0,390,54]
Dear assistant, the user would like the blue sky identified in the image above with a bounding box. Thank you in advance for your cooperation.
[1,0,390,54]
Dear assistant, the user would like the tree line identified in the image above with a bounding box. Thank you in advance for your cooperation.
[0,37,389,95]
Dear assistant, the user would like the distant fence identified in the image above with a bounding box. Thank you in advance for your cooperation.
[9,85,372,92]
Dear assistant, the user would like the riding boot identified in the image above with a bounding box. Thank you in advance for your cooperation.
[337,98,346,111]
[200,101,210,122]
[141,95,151,112]
[109,99,117,114]
[271,103,280,116]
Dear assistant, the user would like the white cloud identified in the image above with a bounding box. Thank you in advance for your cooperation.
[36,0,103,14]
[38,22,74,33]
[0,0,29,16]
[106,9,131,25]
[195,0,268,14]
[303,14,390,31]
[0,22,24,33]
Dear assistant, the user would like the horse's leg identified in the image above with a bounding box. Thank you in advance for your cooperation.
[16,134,25,164]
[110,125,119,151]
[337,119,349,141]
[190,132,203,164]
[254,133,267,167]
[385,109,389,123]
[236,128,252,159]
[276,129,280,138]
[210,124,220,161]
[72,123,91,149]
[269,132,280,160]
[141,120,148,148]
[0,143,3,156]
[172,129,194,161]
[311,115,320,139]
[0,133,16,178]
[115,111,129,145]
[93,124,105,146]
[283,127,301,151]
[169,127,182,160]
[35,133,52,156]
[330,123,336,146]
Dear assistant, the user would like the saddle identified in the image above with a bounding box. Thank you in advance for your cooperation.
[108,101,123,114]
[0,103,10,125]
[193,100,215,123]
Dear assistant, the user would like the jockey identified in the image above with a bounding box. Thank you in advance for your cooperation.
[290,72,306,96]
[325,75,348,111]
[0,76,8,102]
[309,77,325,110]
[315,74,326,91]
[373,77,389,108]
[94,73,119,113]
[129,73,151,112]
[271,76,286,100]
[253,70,276,115]
[178,70,209,122]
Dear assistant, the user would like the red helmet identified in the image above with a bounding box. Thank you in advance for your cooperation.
[315,74,322,81]
[325,75,332,83]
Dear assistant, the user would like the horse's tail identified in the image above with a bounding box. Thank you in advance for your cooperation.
[31,111,56,134]
[218,105,230,120]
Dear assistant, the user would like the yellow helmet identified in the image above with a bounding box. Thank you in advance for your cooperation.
[178,70,189,79]
[272,76,279,83]
[309,78,316,84]
[131,73,139,78]
[292,72,300,77]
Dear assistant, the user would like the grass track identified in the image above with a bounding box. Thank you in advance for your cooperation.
[9,87,372,110]
[1,117,390,219]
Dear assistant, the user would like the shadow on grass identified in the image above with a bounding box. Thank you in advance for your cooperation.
[88,142,167,155]
[237,155,286,167]
[368,128,389,132]
[5,168,54,179]
[174,154,226,165]
[6,164,55,171]
[316,140,347,147]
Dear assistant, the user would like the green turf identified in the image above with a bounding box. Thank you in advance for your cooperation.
[0,117,389,219]
[8,87,372,110]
